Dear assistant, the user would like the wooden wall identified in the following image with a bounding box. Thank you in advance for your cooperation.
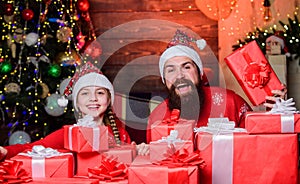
[87,0,218,143]
[88,0,218,94]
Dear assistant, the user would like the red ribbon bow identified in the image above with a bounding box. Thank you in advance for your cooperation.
[88,154,128,181]
[162,109,180,125]
[155,144,206,168]
[0,160,32,183]
[242,53,271,88]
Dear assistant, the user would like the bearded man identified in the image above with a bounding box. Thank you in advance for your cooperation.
[146,30,286,143]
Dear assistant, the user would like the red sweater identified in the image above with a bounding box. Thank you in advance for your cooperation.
[4,119,131,159]
[147,86,252,143]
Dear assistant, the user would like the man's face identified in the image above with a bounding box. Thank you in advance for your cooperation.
[163,56,200,95]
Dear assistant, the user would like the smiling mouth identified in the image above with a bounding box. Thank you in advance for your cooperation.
[175,83,191,94]
[87,105,100,110]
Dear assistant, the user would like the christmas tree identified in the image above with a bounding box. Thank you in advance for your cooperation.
[232,15,300,60]
[0,0,96,145]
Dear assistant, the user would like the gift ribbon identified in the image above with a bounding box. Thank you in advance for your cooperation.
[31,157,45,178]
[68,125,101,151]
[0,160,32,183]
[162,109,180,134]
[87,154,128,181]
[156,130,184,147]
[212,134,233,184]
[18,145,72,178]
[92,127,100,151]
[156,144,206,168]
[281,114,295,133]
[267,98,299,133]
[242,52,271,90]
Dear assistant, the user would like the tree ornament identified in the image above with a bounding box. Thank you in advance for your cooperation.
[22,9,34,21]
[55,50,81,66]
[5,83,21,94]
[56,27,72,43]
[48,64,61,78]
[9,131,31,145]
[76,32,86,50]
[5,3,14,16]
[43,0,52,5]
[44,93,65,116]
[13,28,24,44]
[25,32,39,46]
[77,0,90,12]
[59,78,72,100]
[84,41,102,58]
[3,15,14,23]
[37,83,49,99]
[0,61,12,74]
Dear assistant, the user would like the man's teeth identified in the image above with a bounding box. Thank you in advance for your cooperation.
[176,83,188,88]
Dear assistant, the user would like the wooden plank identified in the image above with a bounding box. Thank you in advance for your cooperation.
[90,11,217,38]
[89,0,200,12]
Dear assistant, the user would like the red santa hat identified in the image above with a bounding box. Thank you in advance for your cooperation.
[159,30,207,83]
[266,34,290,56]
[57,62,114,110]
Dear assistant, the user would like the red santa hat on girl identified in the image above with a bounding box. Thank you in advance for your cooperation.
[57,62,114,110]
[159,30,207,83]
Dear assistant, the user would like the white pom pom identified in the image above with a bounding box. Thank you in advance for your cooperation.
[57,96,68,107]
[196,39,207,50]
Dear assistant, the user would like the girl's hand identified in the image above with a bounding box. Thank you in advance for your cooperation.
[132,142,149,156]
[0,146,7,161]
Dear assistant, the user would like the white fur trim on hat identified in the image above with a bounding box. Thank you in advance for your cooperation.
[159,45,203,83]
[72,72,114,111]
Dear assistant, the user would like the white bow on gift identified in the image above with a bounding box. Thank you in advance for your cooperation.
[75,114,98,128]
[194,117,247,134]
[267,98,299,114]
[157,130,184,145]
[19,145,64,158]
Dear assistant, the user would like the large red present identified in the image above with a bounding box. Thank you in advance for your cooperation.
[225,40,284,106]
[128,156,199,184]
[10,146,74,178]
[150,120,195,142]
[245,112,300,133]
[149,129,194,162]
[76,145,136,176]
[64,124,109,153]
[195,132,298,184]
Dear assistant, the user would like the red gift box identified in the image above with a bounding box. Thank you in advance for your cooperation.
[99,180,128,184]
[245,112,300,133]
[149,140,194,162]
[10,151,74,178]
[128,155,198,184]
[29,178,99,184]
[195,132,298,184]
[76,145,136,176]
[150,119,195,142]
[64,125,109,153]
[225,41,284,106]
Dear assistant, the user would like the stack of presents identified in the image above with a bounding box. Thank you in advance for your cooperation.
[1,40,299,184]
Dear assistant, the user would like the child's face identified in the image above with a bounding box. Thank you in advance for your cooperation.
[76,86,111,118]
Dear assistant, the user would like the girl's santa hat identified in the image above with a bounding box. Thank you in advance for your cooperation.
[57,62,114,110]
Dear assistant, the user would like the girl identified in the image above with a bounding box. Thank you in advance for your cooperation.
[0,62,149,160]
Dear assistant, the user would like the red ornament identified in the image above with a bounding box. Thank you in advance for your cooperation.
[22,9,34,21]
[77,0,90,12]
[5,4,14,16]
[43,0,52,5]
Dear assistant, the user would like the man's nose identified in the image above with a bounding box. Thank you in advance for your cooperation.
[176,68,185,79]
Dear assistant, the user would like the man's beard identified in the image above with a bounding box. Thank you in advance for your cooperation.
[167,78,204,120]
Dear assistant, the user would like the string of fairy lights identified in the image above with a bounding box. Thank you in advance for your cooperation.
[0,0,96,142]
